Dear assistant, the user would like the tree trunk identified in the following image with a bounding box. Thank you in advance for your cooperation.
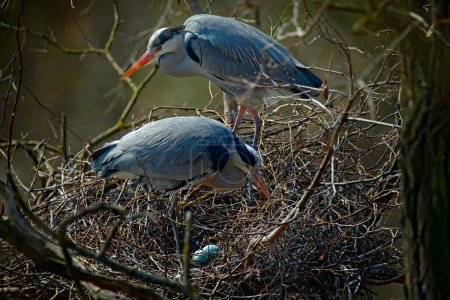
[400,0,450,299]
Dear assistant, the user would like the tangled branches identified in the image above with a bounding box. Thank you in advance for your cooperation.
[0,0,403,299]
[1,91,402,298]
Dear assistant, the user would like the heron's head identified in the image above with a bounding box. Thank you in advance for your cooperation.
[236,143,270,200]
[121,26,185,79]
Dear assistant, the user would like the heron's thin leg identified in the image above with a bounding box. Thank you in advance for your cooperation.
[246,105,263,149]
[168,193,183,269]
[241,105,262,202]
[232,104,246,133]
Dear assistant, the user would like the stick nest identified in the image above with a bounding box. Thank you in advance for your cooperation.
[1,96,403,298]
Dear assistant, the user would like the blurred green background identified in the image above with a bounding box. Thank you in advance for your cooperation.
[0,0,385,148]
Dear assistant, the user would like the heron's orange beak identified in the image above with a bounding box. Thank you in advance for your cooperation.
[121,48,157,80]
[250,170,270,200]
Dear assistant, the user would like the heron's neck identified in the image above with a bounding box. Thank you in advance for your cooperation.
[158,34,199,77]
[158,35,193,77]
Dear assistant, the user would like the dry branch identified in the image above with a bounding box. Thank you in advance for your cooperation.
[0,180,162,299]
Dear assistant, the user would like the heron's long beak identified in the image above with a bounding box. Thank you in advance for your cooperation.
[121,48,157,80]
[250,170,270,200]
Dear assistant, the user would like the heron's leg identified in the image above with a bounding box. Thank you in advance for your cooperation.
[243,106,263,203]
[232,104,246,133]
[246,105,263,149]
[168,193,183,268]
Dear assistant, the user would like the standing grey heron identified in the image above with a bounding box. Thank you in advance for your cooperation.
[90,116,270,199]
[121,14,322,149]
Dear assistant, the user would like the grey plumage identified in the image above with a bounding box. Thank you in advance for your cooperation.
[91,116,266,194]
[156,14,322,104]
[121,14,322,148]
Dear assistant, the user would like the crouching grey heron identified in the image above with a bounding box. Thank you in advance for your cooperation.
[90,116,269,199]
[121,14,322,148]
[90,116,269,260]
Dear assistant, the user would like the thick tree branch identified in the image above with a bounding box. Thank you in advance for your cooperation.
[0,179,162,299]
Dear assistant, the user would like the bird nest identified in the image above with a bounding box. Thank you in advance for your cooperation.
[1,96,403,299]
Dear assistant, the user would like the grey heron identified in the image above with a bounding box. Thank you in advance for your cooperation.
[90,116,269,260]
[90,116,270,199]
[121,14,322,148]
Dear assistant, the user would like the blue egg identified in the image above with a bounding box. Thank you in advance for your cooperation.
[192,244,222,266]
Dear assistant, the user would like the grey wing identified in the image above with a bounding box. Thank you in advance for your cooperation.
[110,117,232,181]
[184,15,321,91]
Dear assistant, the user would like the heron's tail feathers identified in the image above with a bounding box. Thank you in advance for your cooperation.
[294,67,322,98]
[300,67,322,88]
[90,142,119,178]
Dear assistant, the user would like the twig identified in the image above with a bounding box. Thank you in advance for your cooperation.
[276,0,331,41]
[182,211,201,299]
[6,0,25,180]
[0,139,63,154]
[60,113,68,162]
[183,0,204,14]
[0,179,163,300]
[347,117,401,129]
[169,193,183,269]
